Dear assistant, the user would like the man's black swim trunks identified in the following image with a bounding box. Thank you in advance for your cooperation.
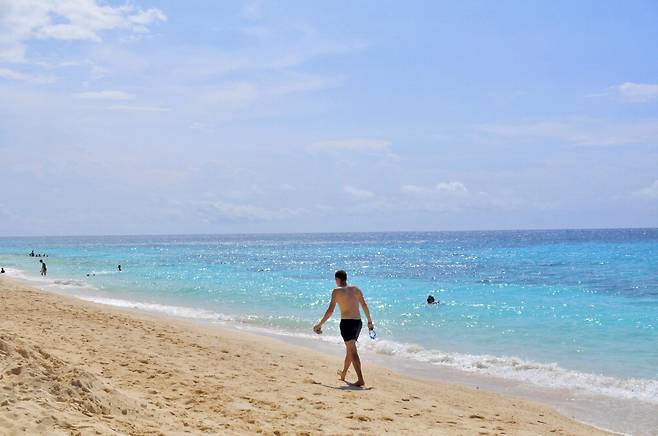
[339,319,362,342]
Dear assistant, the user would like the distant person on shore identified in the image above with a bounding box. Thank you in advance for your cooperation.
[40,260,47,276]
[118,264,122,272]
[1,268,5,274]
[427,295,439,305]
[313,270,374,387]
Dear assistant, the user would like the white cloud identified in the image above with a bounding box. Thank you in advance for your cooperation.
[273,74,338,94]
[400,181,522,212]
[636,180,658,199]
[73,90,135,100]
[0,66,29,80]
[241,0,264,20]
[0,66,53,83]
[480,118,658,146]
[180,25,367,78]
[204,82,260,106]
[613,82,658,103]
[202,74,337,109]
[436,181,468,194]
[401,184,426,194]
[0,0,166,62]
[403,182,468,195]
[107,104,169,112]
[343,185,375,199]
[128,8,167,27]
[308,138,392,154]
[197,200,304,222]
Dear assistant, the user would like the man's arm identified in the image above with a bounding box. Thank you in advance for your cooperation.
[313,290,337,333]
[357,288,374,330]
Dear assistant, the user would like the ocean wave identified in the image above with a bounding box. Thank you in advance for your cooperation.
[87,270,119,276]
[5,267,97,291]
[75,296,235,322]
[359,339,658,405]
[53,279,88,287]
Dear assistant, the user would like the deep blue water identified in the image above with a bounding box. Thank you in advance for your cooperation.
[1,229,657,405]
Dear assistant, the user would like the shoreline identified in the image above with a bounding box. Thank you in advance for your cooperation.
[5,266,657,435]
[0,276,613,435]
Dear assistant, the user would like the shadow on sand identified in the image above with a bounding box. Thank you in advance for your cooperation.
[314,382,373,391]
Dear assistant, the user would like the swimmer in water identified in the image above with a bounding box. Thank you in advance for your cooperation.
[427,295,439,305]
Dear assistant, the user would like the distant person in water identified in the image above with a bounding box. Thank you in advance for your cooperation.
[427,295,438,305]
[30,250,34,257]
[118,264,122,272]
[1,268,5,274]
[314,270,374,387]
[40,260,47,276]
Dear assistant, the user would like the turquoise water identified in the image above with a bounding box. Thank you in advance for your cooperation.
[1,229,657,408]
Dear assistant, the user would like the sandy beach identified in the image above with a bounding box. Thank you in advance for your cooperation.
[0,277,611,435]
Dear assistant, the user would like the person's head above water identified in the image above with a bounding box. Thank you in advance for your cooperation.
[427,295,435,304]
[335,270,347,286]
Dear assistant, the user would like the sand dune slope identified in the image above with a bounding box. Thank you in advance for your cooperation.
[0,278,610,435]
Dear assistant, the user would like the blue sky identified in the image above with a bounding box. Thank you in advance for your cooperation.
[0,0,657,236]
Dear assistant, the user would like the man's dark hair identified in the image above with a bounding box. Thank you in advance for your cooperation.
[335,270,347,282]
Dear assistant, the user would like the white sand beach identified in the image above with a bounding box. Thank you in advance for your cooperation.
[0,277,611,435]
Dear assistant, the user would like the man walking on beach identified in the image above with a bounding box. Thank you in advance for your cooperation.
[40,259,47,276]
[314,270,374,387]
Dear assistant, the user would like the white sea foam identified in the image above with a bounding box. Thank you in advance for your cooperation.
[4,267,98,291]
[87,270,119,276]
[53,279,88,287]
[76,296,235,322]
[4,267,50,283]
[355,339,658,405]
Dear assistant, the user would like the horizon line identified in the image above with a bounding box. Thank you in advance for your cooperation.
[1,225,657,239]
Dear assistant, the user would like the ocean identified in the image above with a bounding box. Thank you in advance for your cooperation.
[1,229,657,434]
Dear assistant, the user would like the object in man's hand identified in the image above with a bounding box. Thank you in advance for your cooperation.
[313,325,322,334]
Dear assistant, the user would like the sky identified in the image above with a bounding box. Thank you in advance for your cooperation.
[0,0,657,236]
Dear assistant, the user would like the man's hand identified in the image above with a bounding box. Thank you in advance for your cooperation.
[313,324,322,334]
[367,321,374,331]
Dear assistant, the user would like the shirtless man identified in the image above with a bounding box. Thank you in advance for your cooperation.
[313,270,374,387]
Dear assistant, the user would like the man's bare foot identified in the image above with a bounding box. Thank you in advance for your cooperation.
[337,369,346,381]
[351,379,365,387]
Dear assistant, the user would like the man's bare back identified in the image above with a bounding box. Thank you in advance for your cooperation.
[333,285,364,320]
